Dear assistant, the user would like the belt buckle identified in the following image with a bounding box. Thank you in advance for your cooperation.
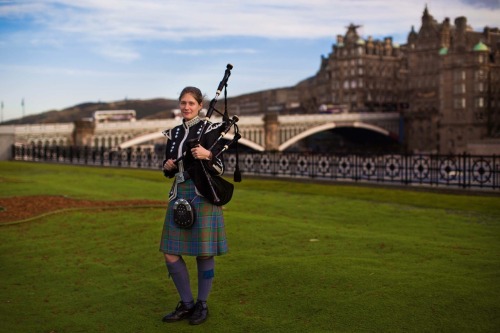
[175,172,185,183]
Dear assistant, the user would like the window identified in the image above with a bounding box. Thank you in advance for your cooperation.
[476,97,484,108]
[475,69,485,80]
[453,83,466,94]
[454,70,466,81]
[454,98,466,109]
[476,82,484,92]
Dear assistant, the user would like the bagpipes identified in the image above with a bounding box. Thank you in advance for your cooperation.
[182,64,242,206]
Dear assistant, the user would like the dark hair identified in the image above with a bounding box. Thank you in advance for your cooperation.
[179,86,203,104]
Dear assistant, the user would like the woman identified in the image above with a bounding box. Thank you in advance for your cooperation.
[160,86,228,325]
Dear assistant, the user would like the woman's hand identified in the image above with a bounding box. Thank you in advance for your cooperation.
[191,145,212,160]
[163,159,177,171]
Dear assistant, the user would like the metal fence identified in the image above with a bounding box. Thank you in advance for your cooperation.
[12,144,500,190]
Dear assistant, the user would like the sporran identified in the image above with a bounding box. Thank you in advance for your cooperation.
[172,198,196,228]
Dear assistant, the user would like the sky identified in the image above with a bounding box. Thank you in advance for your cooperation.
[0,0,499,122]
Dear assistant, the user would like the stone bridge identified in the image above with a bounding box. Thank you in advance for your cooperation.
[0,112,400,159]
[119,112,400,151]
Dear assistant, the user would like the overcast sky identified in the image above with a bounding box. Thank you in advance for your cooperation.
[0,0,499,122]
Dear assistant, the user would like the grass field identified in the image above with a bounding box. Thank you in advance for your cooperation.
[1,161,499,333]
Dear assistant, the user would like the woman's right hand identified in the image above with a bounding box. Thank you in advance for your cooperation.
[163,159,177,171]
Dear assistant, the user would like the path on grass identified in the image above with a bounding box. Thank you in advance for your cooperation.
[0,196,166,224]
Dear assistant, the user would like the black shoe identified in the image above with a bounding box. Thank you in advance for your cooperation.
[189,301,209,325]
[162,301,195,322]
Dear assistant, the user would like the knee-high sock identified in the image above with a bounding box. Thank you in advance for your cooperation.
[166,257,194,306]
[196,257,215,302]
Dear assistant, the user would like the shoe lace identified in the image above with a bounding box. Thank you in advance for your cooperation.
[176,301,184,309]
[192,301,205,316]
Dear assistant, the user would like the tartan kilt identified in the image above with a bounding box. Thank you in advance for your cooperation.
[159,179,228,256]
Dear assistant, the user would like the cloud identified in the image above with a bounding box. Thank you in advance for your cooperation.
[2,0,499,46]
[0,63,135,77]
[0,1,456,40]
[29,37,64,48]
[96,44,141,63]
[163,48,258,56]
[3,0,497,66]
[460,0,500,9]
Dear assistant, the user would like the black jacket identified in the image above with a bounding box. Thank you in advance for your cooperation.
[162,116,227,202]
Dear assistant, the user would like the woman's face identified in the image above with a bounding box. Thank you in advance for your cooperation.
[179,93,202,121]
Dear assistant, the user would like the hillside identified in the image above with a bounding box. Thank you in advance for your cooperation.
[2,98,180,125]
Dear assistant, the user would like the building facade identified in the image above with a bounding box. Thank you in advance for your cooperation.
[229,7,500,154]
[405,7,500,154]
[305,23,408,115]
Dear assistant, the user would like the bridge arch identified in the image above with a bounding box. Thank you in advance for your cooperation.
[278,121,396,151]
[119,132,163,149]
[222,133,265,152]
[119,131,265,152]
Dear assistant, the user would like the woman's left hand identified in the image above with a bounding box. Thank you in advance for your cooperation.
[191,145,212,160]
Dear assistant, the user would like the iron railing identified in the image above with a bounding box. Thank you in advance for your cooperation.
[11,144,500,190]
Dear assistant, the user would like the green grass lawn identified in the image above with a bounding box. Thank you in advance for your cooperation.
[1,161,499,332]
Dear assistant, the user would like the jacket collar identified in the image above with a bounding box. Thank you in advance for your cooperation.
[183,116,201,128]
